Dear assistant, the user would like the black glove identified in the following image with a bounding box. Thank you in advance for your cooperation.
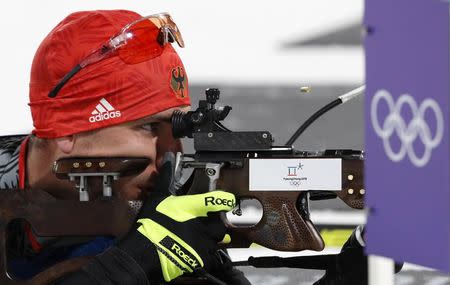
[135,152,236,283]
[313,226,403,285]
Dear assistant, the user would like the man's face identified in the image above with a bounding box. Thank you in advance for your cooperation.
[68,106,189,200]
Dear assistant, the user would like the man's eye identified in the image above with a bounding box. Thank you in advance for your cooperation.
[141,122,159,132]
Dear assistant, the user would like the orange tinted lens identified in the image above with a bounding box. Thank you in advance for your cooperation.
[168,26,184,47]
[160,15,184,47]
[118,20,163,64]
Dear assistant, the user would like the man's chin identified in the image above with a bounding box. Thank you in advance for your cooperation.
[112,184,150,201]
[135,185,153,200]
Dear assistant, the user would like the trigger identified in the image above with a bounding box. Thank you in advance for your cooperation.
[232,200,242,216]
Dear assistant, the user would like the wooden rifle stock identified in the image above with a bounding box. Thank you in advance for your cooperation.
[186,156,364,252]
[0,189,134,284]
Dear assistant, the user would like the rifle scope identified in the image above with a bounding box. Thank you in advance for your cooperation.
[171,88,232,138]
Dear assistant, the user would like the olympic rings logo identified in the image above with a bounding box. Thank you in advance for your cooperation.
[370,89,444,167]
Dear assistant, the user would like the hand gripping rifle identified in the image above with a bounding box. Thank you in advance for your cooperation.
[0,86,365,284]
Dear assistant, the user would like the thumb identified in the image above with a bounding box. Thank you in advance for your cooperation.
[156,191,236,222]
[153,152,176,194]
[138,152,175,218]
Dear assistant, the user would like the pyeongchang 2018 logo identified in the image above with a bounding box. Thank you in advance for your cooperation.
[283,162,306,187]
[370,89,444,167]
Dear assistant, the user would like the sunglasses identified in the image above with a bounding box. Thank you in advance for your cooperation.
[48,12,184,98]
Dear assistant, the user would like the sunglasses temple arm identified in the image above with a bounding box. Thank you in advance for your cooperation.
[48,64,82,98]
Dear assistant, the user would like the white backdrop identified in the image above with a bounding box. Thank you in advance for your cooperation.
[0,0,363,135]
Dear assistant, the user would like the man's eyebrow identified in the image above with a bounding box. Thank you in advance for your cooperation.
[151,114,173,122]
[134,115,170,125]
[133,107,190,125]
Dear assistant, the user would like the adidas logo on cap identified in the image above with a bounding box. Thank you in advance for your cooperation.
[89,98,122,123]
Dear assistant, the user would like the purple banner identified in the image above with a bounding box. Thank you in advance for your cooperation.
[365,0,450,271]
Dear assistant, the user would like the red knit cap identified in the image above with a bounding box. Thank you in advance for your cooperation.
[29,10,190,138]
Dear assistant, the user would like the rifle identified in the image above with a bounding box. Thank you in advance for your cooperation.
[170,87,364,252]
[0,86,365,284]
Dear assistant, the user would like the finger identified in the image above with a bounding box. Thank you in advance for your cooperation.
[153,152,175,194]
[138,153,175,217]
[156,191,236,222]
[198,212,227,241]
[221,234,231,244]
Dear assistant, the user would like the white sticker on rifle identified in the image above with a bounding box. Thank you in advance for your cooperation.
[249,158,342,191]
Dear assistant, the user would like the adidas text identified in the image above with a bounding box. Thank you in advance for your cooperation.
[89,111,121,123]
[205,196,235,207]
